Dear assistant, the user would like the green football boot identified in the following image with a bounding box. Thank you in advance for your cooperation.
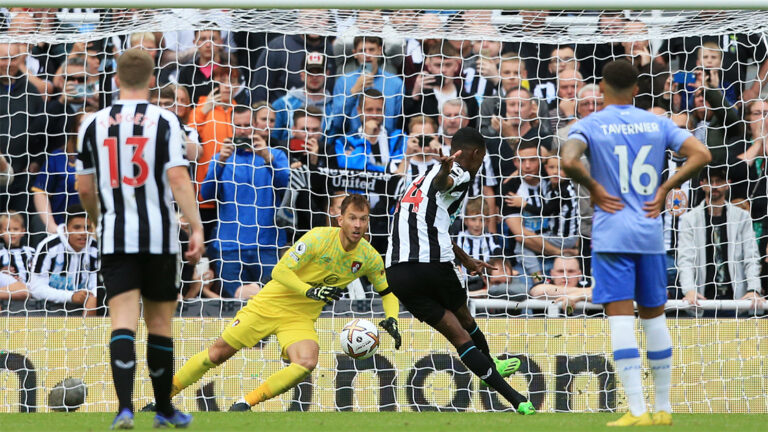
[480,356,521,386]
[517,401,536,415]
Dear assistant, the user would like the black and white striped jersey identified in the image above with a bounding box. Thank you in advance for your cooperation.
[386,162,472,266]
[76,100,188,255]
[455,230,500,263]
[29,225,99,304]
[0,245,34,283]
[544,180,580,239]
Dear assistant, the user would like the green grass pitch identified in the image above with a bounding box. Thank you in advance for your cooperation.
[0,412,763,432]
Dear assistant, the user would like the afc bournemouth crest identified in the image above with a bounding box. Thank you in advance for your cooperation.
[351,261,362,274]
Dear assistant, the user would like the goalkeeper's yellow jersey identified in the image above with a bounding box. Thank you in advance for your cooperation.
[251,227,388,320]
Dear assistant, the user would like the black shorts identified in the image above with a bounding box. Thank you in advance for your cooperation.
[101,253,179,302]
[386,262,466,326]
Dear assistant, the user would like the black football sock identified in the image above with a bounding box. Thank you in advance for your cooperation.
[457,341,527,408]
[469,325,494,361]
[147,334,175,417]
[110,329,136,412]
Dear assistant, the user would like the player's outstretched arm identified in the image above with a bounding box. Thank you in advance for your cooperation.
[643,136,712,218]
[432,150,462,192]
[452,241,497,275]
[168,166,204,263]
[561,138,624,214]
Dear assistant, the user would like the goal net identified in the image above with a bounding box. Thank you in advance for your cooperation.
[0,8,767,414]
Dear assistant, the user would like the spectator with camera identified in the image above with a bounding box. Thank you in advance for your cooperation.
[486,87,553,179]
[658,20,768,102]
[404,43,479,126]
[393,115,443,183]
[273,52,332,142]
[277,107,329,242]
[677,166,764,316]
[329,36,403,138]
[200,104,290,298]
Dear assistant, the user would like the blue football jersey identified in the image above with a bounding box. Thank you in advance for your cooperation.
[568,105,691,254]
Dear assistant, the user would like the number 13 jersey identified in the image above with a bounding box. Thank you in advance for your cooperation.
[76,100,188,255]
[568,104,691,254]
[386,162,471,267]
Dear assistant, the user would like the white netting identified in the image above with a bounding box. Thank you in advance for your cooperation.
[0,8,767,414]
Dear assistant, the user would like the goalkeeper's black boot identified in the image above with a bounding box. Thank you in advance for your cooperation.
[229,400,252,412]
[140,402,156,412]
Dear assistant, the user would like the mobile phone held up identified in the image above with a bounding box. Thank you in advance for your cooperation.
[362,62,374,74]
[672,71,696,86]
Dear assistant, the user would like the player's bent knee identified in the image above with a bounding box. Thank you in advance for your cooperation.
[208,338,238,365]
[292,354,318,371]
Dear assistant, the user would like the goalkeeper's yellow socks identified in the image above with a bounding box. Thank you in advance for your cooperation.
[641,315,673,413]
[244,363,311,406]
[171,348,217,397]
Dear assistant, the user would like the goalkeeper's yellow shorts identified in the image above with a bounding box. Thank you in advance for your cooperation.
[221,299,319,360]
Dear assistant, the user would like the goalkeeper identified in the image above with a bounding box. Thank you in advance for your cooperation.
[170,194,402,410]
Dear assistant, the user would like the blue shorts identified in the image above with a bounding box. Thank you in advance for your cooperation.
[592,252,667,307]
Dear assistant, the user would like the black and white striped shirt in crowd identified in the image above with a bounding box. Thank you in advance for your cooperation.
[29,226,98,304]
[0,245,34,283]
[544,180,580,239]
[387,162,472,266]
[455,230,500,263]
[76,100,188,255]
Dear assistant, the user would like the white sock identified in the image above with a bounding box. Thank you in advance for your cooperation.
[609,315,646,416]
[641,315,673,413]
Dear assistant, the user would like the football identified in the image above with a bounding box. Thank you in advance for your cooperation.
[339,318,379,359]
[48,377,87,412]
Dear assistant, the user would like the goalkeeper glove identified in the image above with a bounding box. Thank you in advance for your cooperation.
[305,286,343,304]
[379,317,402,350]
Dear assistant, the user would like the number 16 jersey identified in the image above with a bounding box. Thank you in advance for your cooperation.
[386,162,471,267]
[76,100,189,255]
[568,104,691,254]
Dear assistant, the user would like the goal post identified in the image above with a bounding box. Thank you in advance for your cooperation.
[0,7,767,414]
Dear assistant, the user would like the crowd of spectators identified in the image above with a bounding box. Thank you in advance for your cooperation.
[1,8,767,316]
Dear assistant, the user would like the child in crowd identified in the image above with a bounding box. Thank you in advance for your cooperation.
[456,197,502,295]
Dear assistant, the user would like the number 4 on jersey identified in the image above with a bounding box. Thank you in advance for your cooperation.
[397,177,425,213]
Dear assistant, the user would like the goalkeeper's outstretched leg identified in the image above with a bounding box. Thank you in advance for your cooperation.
[171,336,316,409]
